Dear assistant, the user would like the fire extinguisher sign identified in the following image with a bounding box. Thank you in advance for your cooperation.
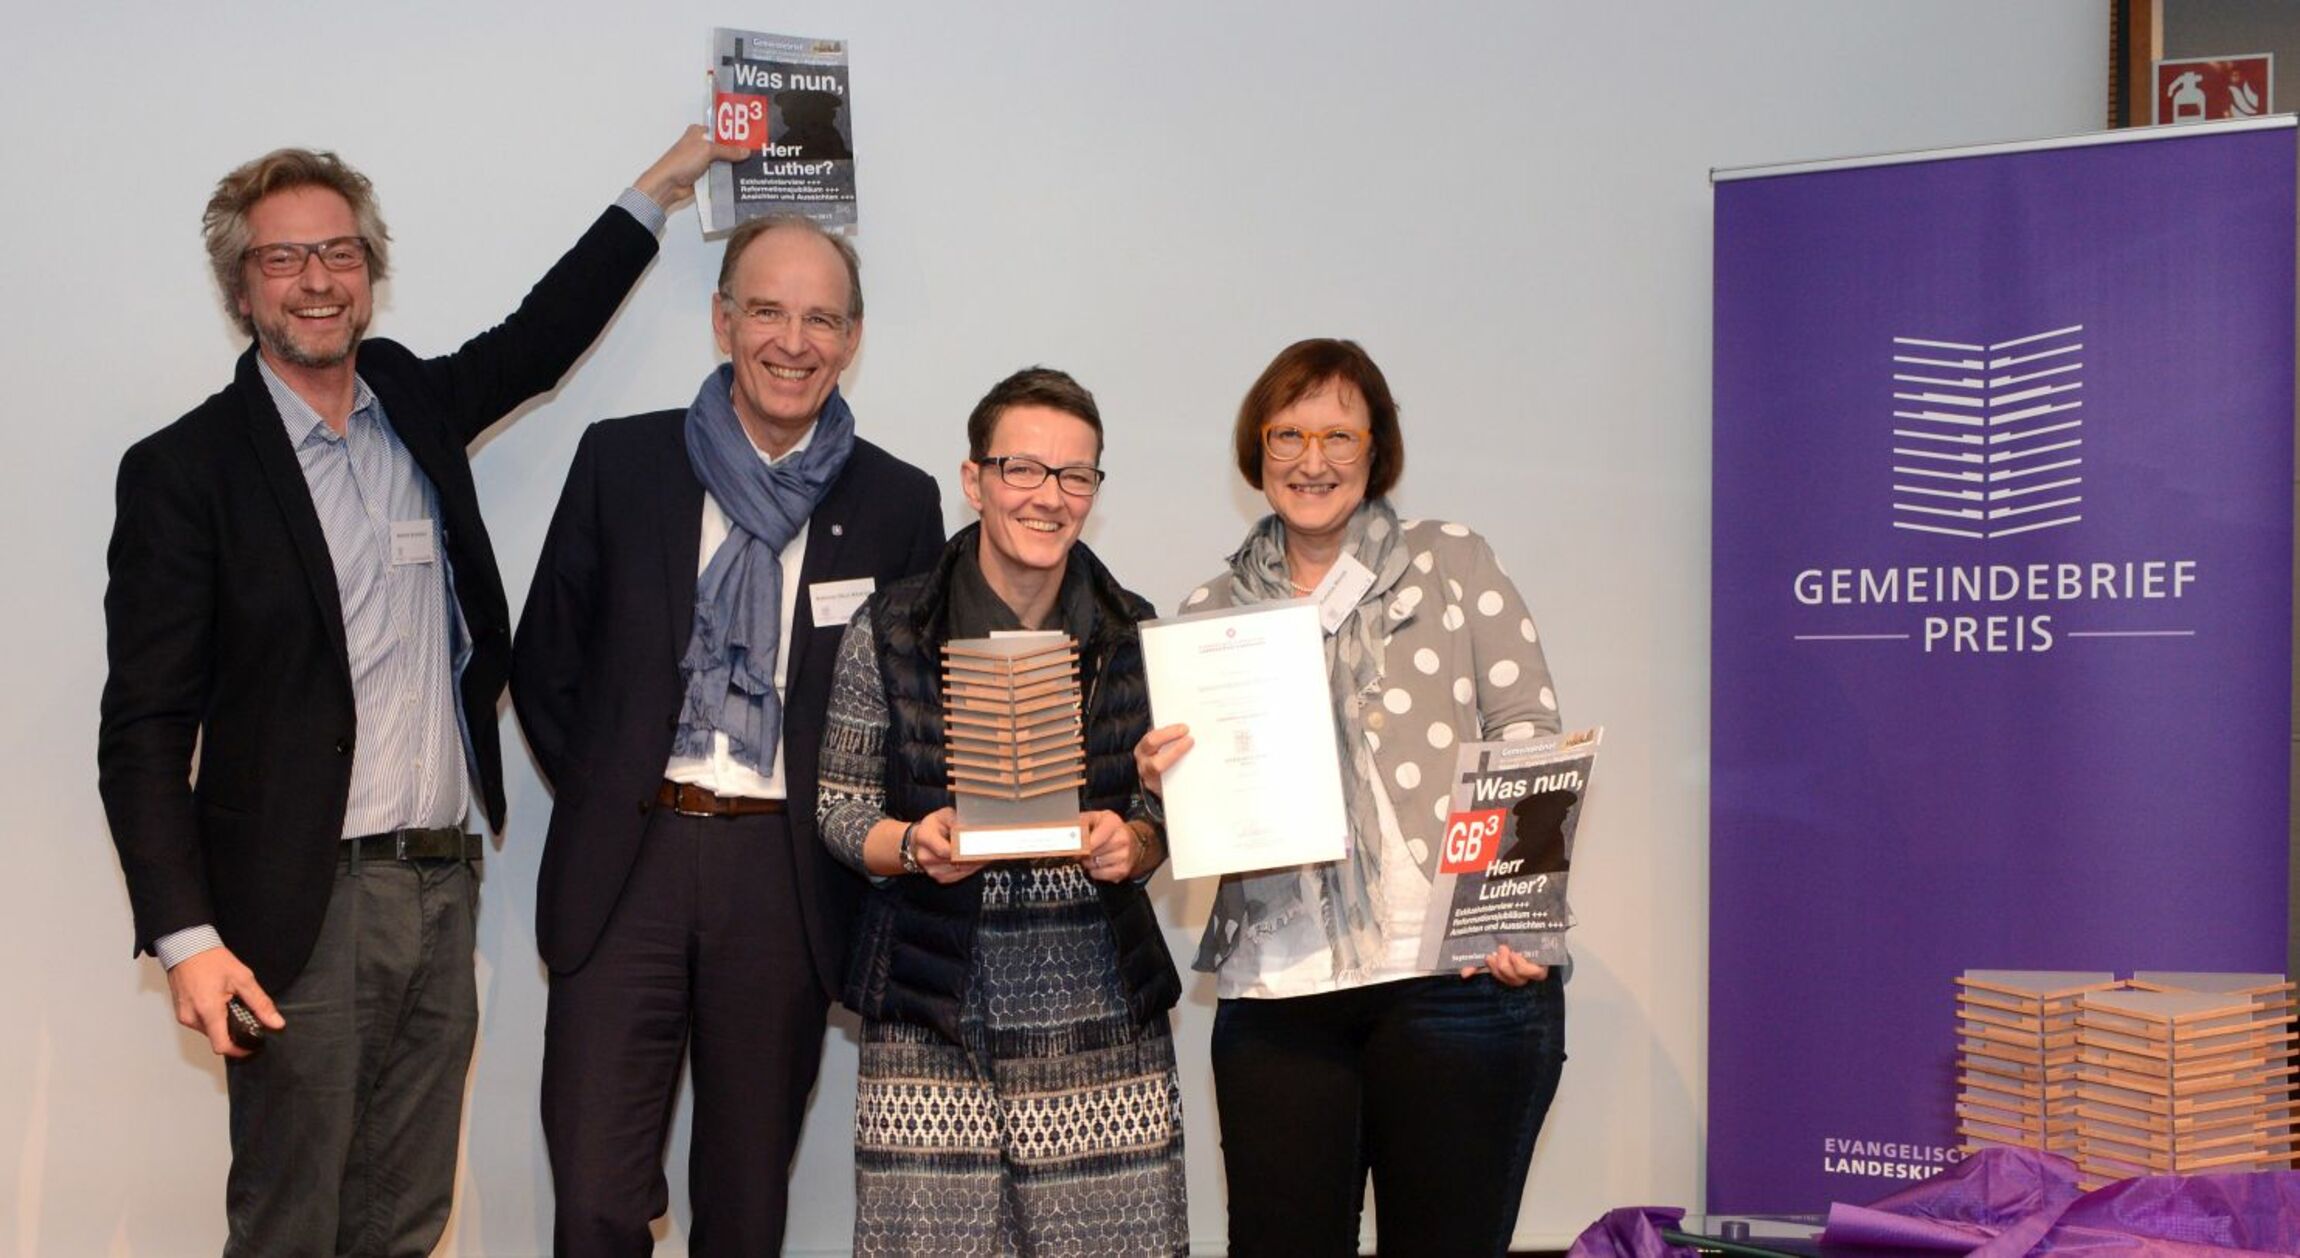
[2155,55,2273,125]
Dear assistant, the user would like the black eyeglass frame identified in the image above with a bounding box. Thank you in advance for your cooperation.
[976,454,1107,498]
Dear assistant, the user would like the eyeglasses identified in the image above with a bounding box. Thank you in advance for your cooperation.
[243,237,370,278]
[977,455,1105,497]
[720,296,852,341]
[1262,423,1367,465]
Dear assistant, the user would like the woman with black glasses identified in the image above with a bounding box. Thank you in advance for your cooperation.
[1136,338,1567,1257]
[816,367,1188,1255]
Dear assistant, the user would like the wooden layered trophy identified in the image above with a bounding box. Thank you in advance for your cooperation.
[1950,970,2298,1186]
[942,632,1088,860]
[2069,983,2297,1186]
[1954,970,2120,1159]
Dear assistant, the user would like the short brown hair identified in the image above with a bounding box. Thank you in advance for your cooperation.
[203,149,391,338]
[716,215,864,321]
[1232,338,1402,499]
[967,367,1103,461]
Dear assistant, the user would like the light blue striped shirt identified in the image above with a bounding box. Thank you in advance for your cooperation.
[268,363,475,838]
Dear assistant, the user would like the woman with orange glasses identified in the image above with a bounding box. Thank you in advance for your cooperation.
[1135,337,1567,1256]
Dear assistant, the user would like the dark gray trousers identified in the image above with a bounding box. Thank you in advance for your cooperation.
[223,856,479,1257]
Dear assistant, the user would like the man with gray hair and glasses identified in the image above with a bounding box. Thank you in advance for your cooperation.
[97,125,742,1255]
[513,214,943,1254]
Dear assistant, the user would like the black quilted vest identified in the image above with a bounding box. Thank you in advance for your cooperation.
[839,526,1182,1042]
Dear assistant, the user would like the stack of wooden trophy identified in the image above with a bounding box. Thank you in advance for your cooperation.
[2069,974,2297,1185]
[1954,970,2119,1159]
[940,634,1087,859]
[1955,969,2297,1186]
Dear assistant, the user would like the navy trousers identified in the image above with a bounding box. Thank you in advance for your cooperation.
[541,809,827,1257]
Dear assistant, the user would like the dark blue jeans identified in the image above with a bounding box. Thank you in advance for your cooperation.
[1211,971,1566,1257]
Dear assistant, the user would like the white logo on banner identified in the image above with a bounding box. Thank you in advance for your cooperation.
[1890,326,2084,540]
[1783,322,2205,652]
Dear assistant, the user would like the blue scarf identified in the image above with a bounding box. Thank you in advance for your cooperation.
[674,365,856,774]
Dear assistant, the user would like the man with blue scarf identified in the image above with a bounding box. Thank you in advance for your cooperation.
[513,216,944,1256]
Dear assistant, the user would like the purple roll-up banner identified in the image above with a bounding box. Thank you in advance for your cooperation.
[1709,119,2295,1211]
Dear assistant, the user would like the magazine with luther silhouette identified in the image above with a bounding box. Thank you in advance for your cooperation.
[1417,728,1603,972]
[700,27,859,237]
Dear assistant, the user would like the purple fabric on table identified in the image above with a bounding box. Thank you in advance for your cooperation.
[1820,1146,2300,1257]
[1565,1206,1697,1258]
[2040,1171,2300,1256]
[1826,1146,2079,1253]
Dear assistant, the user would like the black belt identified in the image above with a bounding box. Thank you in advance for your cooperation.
[342,827,483,863]
[657,780,788,817]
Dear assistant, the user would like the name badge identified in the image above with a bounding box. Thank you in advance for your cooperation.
[390,519,437,566]
[808,576,876,627]
[1311,553,1376,635]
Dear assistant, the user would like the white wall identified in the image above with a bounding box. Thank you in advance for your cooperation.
[1,3,2110,1253]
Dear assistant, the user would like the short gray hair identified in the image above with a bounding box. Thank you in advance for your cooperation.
[715,215,862,321]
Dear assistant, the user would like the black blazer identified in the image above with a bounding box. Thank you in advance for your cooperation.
[96,207,660,994]
[512,412,944,989]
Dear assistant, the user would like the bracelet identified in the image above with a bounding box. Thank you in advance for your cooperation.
[898,821,924,875]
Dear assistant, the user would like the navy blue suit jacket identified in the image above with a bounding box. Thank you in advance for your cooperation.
[512,411,944,988]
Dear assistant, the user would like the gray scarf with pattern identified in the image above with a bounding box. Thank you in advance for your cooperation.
[1197,497,1409,980]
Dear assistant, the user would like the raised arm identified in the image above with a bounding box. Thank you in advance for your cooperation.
[633,124,750,214]
[435,127,751,443]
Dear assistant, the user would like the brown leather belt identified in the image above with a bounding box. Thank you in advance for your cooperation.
[657,780,787,817]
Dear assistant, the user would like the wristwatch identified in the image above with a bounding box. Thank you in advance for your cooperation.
[898,821,924,875]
